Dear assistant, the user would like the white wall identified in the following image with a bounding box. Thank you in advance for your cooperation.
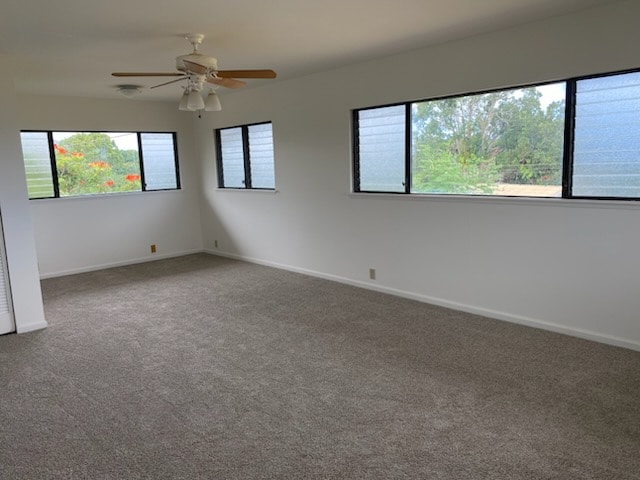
[0,55,47,333]
[195,1,640,350]
[17,96,204,277]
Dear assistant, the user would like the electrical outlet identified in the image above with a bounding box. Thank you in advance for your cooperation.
[214,240,218,248]
[369,268,376,280]
[150,244,157,253]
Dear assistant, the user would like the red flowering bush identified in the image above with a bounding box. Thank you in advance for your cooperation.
[54,134,141,196]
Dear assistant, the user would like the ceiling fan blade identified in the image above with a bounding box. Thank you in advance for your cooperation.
[216,69,277,79]
[112,72,185,77]
[182,60,210,75]
[150,77,189,89]
[207,77,247,89]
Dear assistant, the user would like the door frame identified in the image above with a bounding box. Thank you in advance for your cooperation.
[0,209,16,334]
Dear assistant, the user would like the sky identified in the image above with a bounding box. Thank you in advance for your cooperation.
[537,82,565,108]
[52,132,138,151]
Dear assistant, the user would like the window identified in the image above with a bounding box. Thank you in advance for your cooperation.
[215,122,275,189]
[20,131,180,199]
[353,68,640,200]
[356,105,406,193]
[572,72,640,198]
[140,133,180,191]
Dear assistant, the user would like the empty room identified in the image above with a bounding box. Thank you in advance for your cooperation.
[1,0,639,478]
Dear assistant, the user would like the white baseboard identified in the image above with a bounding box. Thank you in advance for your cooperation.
[39,249,203,279]
[17,320,48,334]
[204,249,640,353]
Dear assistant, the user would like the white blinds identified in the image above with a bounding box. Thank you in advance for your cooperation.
[0,212,14,334]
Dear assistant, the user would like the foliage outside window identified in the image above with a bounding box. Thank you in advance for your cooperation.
[20,131,180,199]
[215,122,275,190]
[354,68,640,200]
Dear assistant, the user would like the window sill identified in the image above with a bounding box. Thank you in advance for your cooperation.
[215,188,279,194]
[29,188,183,203]
[348,192,640,210]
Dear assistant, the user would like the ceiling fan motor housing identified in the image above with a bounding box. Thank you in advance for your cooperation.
[176,53,217,72]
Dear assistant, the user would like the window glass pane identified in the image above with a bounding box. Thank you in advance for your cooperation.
[248,123,275,189]
[52,132,141,196]
[357,106,406,192]
[20,132,54,199]
[141,133,179,190]
[411,83,564,196]
[219,128,245,188]
[573,71,640,198]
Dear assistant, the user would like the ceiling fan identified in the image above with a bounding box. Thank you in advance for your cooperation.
[112,33,277,111]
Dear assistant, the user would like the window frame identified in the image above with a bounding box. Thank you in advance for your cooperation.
[215,121,275,190]
[353,67,640,202]
[138,132,181,192]
[20,130,181,200]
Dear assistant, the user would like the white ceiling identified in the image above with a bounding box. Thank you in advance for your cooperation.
[0,0,620,102]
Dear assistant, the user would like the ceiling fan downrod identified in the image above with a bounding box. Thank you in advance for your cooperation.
[185,33,205,52]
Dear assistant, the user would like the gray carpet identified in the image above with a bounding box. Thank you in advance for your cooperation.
[1,253,639,479]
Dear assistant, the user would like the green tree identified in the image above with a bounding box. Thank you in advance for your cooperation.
[413,91,509,160]
[412,92,507,193]
[59,133,123,163]
[411,87,564,193]
[413,144,498,194]
[494,90,565,184]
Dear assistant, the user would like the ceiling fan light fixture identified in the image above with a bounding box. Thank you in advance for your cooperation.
[186,89,205,111]
[178,90,191,111]
[205,91,222,111]
[117,85,142,98]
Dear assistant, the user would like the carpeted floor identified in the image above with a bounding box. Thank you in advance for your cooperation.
[0,253,639,479]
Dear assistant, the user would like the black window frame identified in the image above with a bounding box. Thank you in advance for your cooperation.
[215,121,275,190]
[353,67,640,201]
[20,130,181,200]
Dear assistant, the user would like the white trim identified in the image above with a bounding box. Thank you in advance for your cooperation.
[347,192,640,210]
[16,320,48,334]
[39,249,202,279]
[215,188,279,194]
[30,188,184,204]
[0,211,15,334]
[204,249,640,353]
